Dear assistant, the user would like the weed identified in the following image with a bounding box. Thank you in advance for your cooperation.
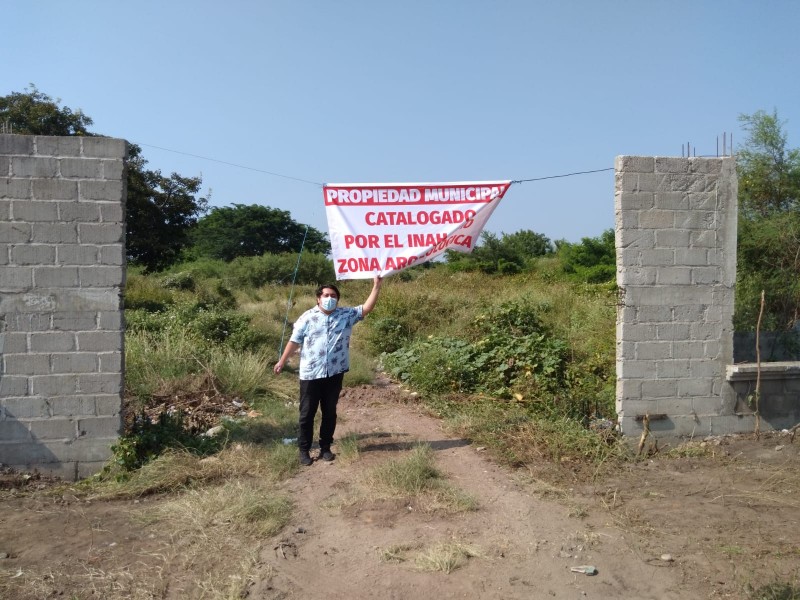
[87,442,294,499]
[568,504,589,519]
[750,582,800,600]
[337,432,361,463]
[414,541,481,574]
[107,411,222,475]
[365,444,477,514]
[211,349,273,402]
[720,544,747,556]
[378,543,418,563]
[343,346,376,386]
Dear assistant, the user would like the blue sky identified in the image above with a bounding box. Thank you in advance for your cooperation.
[4,1,799,243]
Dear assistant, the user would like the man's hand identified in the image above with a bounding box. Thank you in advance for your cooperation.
[274,341,299,375]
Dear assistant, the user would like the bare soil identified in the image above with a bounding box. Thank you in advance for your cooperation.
[2,380,799,599]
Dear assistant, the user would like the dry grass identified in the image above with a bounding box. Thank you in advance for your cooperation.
[86,443,295,500]
[377,540,481,574]
[0,564,166,600]
[155,480,292,539]
[378,542,420,563]
[3,458,293,600]
[364,444,478,514]
[414,541,481,574]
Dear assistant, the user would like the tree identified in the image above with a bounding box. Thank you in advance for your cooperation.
[554,229,616,283]
[125,144,209,270]
[735,110,800,336]
[737,110,800,218]
[0,86,208,271]
[0,85,92,135]
[446,229,553,274]
[190,204,330,261]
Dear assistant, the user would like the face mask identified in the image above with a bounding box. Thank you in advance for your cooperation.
[320,296,338,312]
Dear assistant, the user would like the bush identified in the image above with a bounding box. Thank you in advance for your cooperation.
[384,337,477,395]
[383,301,569,400]
[555,229,616,283]
[109,411,222,475]
[160,271,195,290]
[126,302,269,351]
[125,273,176,311]
[227,252,335,288]
[364,315,411,354]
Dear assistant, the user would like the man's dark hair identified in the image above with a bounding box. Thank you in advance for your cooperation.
[316,283,340,299]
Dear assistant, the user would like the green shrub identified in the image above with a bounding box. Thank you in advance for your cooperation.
[227,252,335,288]
[194,278,237,309]
[126,303,269,351]
[124,273,175,311]
[380,296,615,422]
[384,337,476,394]
[109,411,222,475]
[555,229,616,283]
[383,301,569,400]
[364,315,411,354]
[166,257,229,280]
[160,271,195,290]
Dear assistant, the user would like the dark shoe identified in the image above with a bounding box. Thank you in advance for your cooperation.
[319,448,335,462]
[299,450,313,466]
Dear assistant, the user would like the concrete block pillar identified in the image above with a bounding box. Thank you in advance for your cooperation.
[615,156,744,436]
[0,134,127,479]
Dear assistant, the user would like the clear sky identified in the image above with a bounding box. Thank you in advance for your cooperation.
[4,1,799,243]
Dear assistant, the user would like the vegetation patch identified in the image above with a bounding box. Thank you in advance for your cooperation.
[364,444,478,514]
[414,541,481,574]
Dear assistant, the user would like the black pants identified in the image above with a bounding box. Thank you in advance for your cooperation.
[298,373,344,452]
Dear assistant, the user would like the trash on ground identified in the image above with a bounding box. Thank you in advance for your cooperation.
[570,565,598,575]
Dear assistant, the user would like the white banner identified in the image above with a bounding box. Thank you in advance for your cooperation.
[323,181,512,280]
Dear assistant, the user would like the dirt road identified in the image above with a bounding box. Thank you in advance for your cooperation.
[2,382,799,599]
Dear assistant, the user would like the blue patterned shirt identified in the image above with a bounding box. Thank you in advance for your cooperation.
[290,305,364,380]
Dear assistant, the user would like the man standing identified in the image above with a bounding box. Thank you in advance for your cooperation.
[274,276,383,465]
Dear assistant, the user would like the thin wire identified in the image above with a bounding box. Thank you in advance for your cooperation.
[139,141,617,188]
[512,167,614,184]
[138,142,324,187]
[278,225,310,359]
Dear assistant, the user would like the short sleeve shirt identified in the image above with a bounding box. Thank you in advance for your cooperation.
[290,305,363,380]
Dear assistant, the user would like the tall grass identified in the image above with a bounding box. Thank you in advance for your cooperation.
[125,328,208,402]
[211,349,273,401]
[123,259,621,481]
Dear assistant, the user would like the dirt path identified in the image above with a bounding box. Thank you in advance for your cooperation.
[251,383,698,600]
[2,381,799,599]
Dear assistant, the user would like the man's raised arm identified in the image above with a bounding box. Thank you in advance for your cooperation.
[362,276,383,316]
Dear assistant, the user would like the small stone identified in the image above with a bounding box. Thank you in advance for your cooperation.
[775,445,785,451]
[660,553,674,562]
[0,553,9,559]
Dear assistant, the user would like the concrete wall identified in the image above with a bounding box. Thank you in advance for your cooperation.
[0,134,126,479]
[615,156,750,437]
[726,362,800,429]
